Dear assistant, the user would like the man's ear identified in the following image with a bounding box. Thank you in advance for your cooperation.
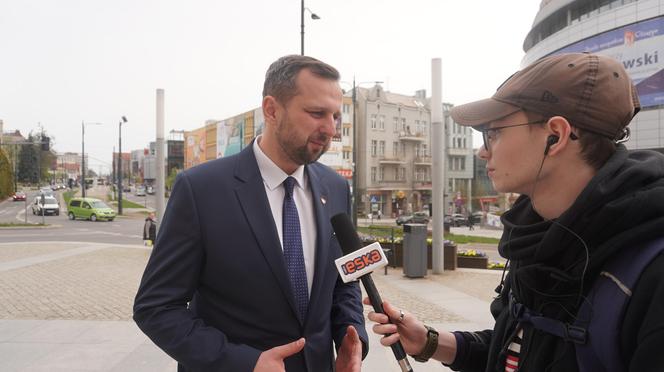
[262,96,279,126]
[545,116,574,156]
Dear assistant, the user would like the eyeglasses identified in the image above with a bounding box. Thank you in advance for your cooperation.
[480,119,547,152]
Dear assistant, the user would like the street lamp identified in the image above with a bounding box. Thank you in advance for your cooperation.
[300,0,320,55]
[347,79,383,227]
[118,116,128,215]
[81,121,102,198]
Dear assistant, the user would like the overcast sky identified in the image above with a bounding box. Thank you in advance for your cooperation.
[0,0,541,174]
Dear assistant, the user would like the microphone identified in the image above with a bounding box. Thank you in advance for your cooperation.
[331,213,414,372]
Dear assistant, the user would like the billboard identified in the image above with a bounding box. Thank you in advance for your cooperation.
[553,16,664,108]
[184,127,207,169]
[217,117,244,158]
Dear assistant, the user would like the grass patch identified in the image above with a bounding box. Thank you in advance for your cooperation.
[358,225,500,245]
[63,190,75,206]
[110,199,145,209]
[0,222,48,227]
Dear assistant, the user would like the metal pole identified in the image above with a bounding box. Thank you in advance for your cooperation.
[156,89,166,232]
[351,78,358,227]
[81,122,86,198]
[118,120,123,215]
[300,0,304,55]
[431,58,445,274]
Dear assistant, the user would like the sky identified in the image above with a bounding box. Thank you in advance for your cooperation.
[0,0,541,175]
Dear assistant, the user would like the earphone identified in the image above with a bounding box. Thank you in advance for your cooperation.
[544,135,559,155]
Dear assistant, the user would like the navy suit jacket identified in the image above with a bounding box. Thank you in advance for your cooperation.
[133,144,368,372]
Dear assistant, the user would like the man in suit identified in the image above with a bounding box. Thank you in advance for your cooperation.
[133,55,368,372]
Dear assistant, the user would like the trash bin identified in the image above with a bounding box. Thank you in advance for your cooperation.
[444,240,458,270]
[403,223,428,278]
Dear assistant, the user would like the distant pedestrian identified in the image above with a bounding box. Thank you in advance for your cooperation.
[143,212,156,246]
[467,214,474,230]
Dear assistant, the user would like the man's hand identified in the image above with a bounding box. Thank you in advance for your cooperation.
[335,325,362,372]
[253,338,305,372]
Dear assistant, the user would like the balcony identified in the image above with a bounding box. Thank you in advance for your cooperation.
[398,130,426,142]
[413,156,432,165]
[379,156,406,165]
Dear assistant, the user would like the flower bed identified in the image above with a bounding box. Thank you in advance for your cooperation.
[370,241,494,270]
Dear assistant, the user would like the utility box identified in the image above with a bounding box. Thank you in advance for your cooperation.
[403,223,428,278]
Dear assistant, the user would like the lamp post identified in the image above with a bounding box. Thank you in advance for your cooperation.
[349,79,383,227]
[118,116,128,215]
[300,0,320,55]
[81,121,102,198]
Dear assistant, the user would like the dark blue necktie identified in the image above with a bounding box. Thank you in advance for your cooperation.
[283,176,309,321]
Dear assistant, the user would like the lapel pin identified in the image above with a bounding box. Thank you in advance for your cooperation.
[320,196,327,205]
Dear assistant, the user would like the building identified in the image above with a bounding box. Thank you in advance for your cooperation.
[353,85,474,218]
[183,105,352,182]
[523,0,664,152]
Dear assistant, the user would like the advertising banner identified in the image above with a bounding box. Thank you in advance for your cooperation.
[553,16,664,108]
[216,117,244,158]
[184,127,206,169]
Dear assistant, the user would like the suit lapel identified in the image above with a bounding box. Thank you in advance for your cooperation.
[233,145,299,320]
[306,165,332,319]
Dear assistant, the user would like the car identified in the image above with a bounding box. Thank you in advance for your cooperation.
[12,191,27,201]
[135,186,146,197]
[32,195,60,216]
[146,186,155,195]
[396,211,430,225]
[450,213,467,227]
[67,197,116,222]
[40,187,54,197]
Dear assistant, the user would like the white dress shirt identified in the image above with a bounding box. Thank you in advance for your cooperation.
[253,137,316,296]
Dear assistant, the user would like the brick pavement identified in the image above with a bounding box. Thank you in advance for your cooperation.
[0,240,499,371]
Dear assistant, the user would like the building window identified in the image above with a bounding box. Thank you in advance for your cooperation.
[393,117,399,132]
[342,127,350,137]
[449,156,466,171]
[393,141,399,157]
[399,167,406,180]
[371,114,377,129]
[401,118,407,132]
[379,115,385,130]
[371,140,377,157]
[401,143,406,156]
[343,104,350,113]
[343,151,350,160]
[379,141,385,156]
[379,166,384,181]
[371,167,377,182]
[415,144,421,157]
[422,144,428,157]
[422,120,427,134]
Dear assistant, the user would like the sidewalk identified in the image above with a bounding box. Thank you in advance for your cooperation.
[0,241,500,371]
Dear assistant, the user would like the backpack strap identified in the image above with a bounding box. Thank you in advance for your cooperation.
[574,238,664,372]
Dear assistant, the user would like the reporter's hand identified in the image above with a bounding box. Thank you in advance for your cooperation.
[363,298,427,356]
[253,338,305,372]
[335,325,362,372]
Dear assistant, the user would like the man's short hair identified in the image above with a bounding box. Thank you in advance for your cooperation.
[263,55,340,104]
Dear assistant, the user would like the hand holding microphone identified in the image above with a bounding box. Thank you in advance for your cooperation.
[331,213,414,372]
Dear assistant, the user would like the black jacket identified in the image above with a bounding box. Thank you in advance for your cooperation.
[448,146,664,371]
[143,217,156,242]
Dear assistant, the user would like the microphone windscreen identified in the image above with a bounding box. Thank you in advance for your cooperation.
[331,213,362,255]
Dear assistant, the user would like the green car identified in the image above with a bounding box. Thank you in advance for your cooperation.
[67,197,116,222]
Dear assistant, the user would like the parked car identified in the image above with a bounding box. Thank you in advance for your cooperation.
[146,186,155,195]
[32,195,60,216]
[12,191,27,201]
[396,211,430,225]
[450,213,467,227]
[67,197,116,222]
[135,186,146,197]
